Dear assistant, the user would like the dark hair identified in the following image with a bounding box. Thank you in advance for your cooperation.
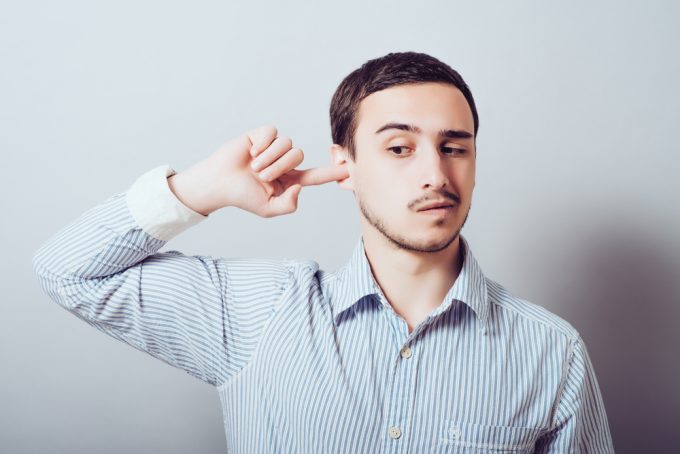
[329,51,479,161]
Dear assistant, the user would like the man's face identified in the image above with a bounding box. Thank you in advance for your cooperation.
[335,82,476,253]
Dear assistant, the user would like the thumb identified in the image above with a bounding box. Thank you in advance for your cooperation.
[268,183,302,215]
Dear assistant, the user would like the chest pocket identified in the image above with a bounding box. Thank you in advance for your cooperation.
[438,420,544,453]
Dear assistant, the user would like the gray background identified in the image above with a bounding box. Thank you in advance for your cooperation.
[2,0,678,452]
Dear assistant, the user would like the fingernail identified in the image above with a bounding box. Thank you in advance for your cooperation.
[259,170,270,181]
[251,159,262,171]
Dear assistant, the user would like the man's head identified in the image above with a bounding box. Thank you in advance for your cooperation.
[329,51,479,253]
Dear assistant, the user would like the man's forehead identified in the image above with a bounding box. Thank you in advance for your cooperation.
[355,84,474,136]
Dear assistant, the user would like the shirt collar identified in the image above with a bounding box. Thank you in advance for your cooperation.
[331,234,490,333]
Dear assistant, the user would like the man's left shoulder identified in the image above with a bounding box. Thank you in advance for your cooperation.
[485,277,580,342]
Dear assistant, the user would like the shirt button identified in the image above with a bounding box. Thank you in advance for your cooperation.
[400,346,412,359]
[388,426,402,439]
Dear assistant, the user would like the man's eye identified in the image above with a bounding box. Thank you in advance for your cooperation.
[387,146,411,155]
[388,146,465,156]
[442,147,465,154]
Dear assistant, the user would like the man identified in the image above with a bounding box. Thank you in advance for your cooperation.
[33,51,614,453]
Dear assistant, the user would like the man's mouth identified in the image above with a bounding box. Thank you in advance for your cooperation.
[417,200,456,211]
[418,205,455,218]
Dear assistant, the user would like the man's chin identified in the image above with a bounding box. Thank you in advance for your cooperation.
[389,229,461,254]
[419,233,460,250]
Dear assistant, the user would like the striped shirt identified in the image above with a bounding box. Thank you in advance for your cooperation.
[32,164,614,453]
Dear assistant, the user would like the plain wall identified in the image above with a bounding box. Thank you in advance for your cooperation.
[1,1,678,452]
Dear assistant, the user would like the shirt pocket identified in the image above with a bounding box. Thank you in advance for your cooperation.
[437,420,544,453]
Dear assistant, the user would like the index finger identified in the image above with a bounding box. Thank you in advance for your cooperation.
[291,165,349,187]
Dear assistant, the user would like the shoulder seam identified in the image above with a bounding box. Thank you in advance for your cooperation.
[486,278,579,341]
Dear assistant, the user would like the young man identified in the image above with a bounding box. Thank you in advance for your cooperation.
[33,51,614,453]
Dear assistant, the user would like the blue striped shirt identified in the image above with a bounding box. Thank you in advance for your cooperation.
[32,164,614,453]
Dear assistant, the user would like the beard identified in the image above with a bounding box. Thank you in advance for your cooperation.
[356,194,470,254]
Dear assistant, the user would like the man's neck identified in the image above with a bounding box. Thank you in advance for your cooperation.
[361,229,464,331]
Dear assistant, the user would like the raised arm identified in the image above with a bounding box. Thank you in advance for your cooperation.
[32,125,349,386]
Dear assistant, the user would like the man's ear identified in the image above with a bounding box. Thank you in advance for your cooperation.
[330,144,354,191]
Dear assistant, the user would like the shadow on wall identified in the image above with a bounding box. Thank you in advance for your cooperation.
[556,221,679,453]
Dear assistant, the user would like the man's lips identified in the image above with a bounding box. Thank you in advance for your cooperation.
[417,200,456,211]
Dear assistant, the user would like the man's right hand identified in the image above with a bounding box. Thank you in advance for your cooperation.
[168,125,350,217]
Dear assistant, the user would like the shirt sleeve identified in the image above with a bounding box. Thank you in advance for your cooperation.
[32,164,293,387]
[535,335,615,453]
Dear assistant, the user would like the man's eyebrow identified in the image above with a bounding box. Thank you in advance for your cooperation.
[374,122,473,139]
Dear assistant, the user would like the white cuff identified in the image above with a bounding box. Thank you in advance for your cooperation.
[125,164,208,241]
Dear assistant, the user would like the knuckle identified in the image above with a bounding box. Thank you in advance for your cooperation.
[241,132,253,147]
[249,125,278,149]
[254,124,275,136]
[278,135,293,149]
[244,133,256,149]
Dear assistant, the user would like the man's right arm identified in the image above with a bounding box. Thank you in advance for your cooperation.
[32,163,293,386]
[32,125,349,386]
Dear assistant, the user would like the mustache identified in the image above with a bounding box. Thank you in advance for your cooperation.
[410,190,460,209]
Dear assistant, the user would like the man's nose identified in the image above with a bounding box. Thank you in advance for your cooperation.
[419,147,449,189]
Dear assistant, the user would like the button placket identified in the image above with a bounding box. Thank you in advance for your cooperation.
[381,305,419,452]
[383,343,416,451]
